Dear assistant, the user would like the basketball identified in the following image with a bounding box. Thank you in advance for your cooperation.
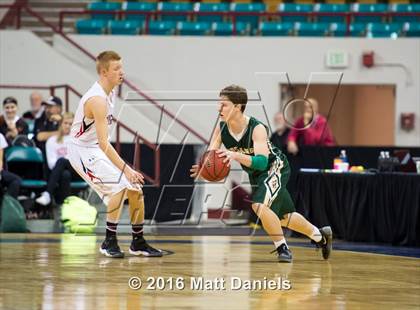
[199,150,230,181]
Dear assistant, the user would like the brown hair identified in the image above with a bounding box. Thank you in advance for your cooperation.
[57,112,74,143]
[96,51,121,74]
[219,85,248,113]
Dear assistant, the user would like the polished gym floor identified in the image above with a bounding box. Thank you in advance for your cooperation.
[0,234,419,310]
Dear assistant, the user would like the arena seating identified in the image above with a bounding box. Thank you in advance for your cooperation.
[74,2,420,37]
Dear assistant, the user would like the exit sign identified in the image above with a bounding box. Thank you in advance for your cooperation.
[326,50,349,68]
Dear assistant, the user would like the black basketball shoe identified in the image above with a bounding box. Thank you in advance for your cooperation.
[129,236,163,257]
[99,235,124,258]
[312,226,333,260]
[271,244,293,263]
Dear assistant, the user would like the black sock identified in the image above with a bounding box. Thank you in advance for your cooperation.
[106,221,118,239]
[132,223,144,239]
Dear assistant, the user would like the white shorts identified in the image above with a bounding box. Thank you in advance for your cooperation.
[68,142,141,205]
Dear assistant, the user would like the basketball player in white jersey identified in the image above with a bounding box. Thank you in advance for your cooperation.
[68,51,162,258]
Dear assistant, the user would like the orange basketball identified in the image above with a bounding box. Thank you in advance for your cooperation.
[199,150,230,182]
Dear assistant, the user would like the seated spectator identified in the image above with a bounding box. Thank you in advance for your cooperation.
[270,112,290,153]
[0,97,29,145]
[23,91,45,120]
[33,96,62,154]
[36,112,75,206]
[0,132,21,199]
[287,98,335,155]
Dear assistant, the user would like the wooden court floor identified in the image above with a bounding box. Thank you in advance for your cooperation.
[0,234,419,310]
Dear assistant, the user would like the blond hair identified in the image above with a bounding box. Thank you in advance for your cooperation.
[57,112,74,143]
[96,50,121,74]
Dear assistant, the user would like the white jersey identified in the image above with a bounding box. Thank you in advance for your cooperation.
[70,81,115,146]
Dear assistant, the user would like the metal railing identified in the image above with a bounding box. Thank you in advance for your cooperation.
[0,3,209,144]
[0,83,161,185]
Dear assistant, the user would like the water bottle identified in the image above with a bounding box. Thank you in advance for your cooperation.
[338,150,349,172]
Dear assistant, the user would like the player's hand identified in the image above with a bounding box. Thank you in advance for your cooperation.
[124,166,145,185]
[287,141,299,155]
[190,164,200,178]
[216,149,234,167]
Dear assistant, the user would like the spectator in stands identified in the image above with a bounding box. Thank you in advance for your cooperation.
[36,112,74,206]
[0,97,29,145]
[287,98,335,155]
[270,112,290,153]
[0,133,21,199]
[33,96,62,153]
[23,91,45,120]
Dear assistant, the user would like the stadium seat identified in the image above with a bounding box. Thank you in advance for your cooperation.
[195,3,230,23]
[295,22,330,37]
[330,23,366,37]
[231,3,266,30]
[5,146,46,190]
[109,20,142,35]
[123,2,157,23]
[158,2,194,22]
[212,21,250,36]
[366,23,401,38]
[177,21,211,36]
[147,21,177,35]
[88,2,121,21]
[403,22,420,37]
[352,4,388,24]
[278,3,313,23]
[390,4,420,23]
[75,19,108,35]
[259,22,293,36]
[314,4,350,23]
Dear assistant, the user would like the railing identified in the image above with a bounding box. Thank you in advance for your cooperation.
[58,10,420,35]
[0,83,161,186]
[0,3,209,144]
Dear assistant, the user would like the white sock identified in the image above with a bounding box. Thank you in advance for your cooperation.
[274,239,287,249]
[310,227,322,243]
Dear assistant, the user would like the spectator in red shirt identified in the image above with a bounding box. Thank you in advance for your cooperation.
[287,98,335,155]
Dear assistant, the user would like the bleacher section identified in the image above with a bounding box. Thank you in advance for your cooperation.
[74,2,420,37]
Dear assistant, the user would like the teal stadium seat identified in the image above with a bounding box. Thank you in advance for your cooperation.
[158,2,194,22]
[195,2,229,23]
[231,3,266,30]
[278,3,313,23]
[352,4,388,24]
[177,21,211,35]
[314,4,350,23]
[148,21,177,35]
[259,22,293,36]
[403,22,420,37]
[295,22,330,37]
[88,2,121,21]
[76,19,108,34]
[212,21,249,36]
[123,2,157,23]
[390,4,420,24]
[366,23,401,38]
[5,146,47,190]
[109,20,142,35]
[330,23,366,37]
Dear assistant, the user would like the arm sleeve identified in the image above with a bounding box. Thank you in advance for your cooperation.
[250,154,269,171]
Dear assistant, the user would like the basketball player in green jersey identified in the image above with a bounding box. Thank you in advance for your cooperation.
[190,85,332,263]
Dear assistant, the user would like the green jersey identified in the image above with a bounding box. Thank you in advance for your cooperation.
[219,116,282,177]
[219,116,295,217]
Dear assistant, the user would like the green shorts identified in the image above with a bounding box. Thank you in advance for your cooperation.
[249,153,296,219]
